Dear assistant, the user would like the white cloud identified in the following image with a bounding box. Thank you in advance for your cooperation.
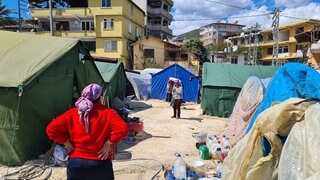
[231,2,320,30]
[170,1,320,36]
[275,0,309,8]
[227,6,271,30]
[280,2,320,24]
[170,0,255,35]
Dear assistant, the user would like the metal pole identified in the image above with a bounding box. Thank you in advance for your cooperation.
[271,8,280,66]
[18,0,21,32]
[49,0,54,36]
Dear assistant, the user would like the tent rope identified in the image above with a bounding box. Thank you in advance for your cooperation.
[6,85,23,174]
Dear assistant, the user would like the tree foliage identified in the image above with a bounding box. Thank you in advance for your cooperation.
[182,39,209,63]
[0,0,16,27]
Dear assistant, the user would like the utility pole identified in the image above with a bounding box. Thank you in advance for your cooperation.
[18,0,21,32]
[252,23,260,65]
[271,8,280,66]
[248,28,252,65]
[49,0,54,36]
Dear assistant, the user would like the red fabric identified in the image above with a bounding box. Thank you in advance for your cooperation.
[46,103,128,160]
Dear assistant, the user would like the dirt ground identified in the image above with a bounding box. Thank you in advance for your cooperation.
[0,99,226,180]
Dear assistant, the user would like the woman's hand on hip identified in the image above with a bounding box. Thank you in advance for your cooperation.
[63,140,74,154]
[98,140,111,160]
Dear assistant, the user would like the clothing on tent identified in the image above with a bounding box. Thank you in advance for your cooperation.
[278,104,320,179]
[220,77,269,147]
[222,98,313,180]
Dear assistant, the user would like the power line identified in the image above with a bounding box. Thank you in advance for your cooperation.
[173,14,269,22]
[204,0,269,13]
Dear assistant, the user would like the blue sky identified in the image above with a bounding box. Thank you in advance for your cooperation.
[3,0,320,35]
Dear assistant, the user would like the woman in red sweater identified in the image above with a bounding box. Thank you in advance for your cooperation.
[46,84,128,180]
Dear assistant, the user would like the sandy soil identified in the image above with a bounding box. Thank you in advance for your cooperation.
[0,100,226,180]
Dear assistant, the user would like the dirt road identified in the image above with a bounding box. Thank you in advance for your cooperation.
[0,100,226,180]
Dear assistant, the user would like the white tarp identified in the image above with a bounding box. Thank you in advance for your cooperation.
[126,72,151,100]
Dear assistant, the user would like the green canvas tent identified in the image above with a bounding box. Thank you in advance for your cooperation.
[201,63,278,117]
[95,60,126,107]
[0,31,105,165]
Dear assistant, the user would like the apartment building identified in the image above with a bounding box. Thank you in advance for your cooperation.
[222,27,263,64]
[29,0,145,68]
[199,22,245,47]
[146,0,173,40]
[260,19,320,65]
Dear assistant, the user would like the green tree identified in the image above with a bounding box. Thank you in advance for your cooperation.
[182,39,209,63]
[0,0,16,27]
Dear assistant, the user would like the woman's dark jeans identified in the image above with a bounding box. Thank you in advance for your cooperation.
[67,158,114,180]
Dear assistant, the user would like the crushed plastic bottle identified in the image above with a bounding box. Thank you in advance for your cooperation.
[173,154,186,180]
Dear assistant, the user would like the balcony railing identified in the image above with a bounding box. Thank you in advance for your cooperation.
[147,6,173,20]
[147,24,172,35]
[36,30,96,38]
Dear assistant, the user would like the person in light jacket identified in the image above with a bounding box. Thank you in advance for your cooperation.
[171,81,183,119]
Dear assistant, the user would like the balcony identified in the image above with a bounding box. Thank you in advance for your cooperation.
[147,6,173,20]
[30,8,92,18]
[36,30,96,38]
[148,0,174,6]
[147,24,172,35]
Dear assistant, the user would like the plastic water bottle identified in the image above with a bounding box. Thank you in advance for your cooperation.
[216,161,223,178]
[221,135,227,145]
[166,167,175,180]
[173,154,186,180]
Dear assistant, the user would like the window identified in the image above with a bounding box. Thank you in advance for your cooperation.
[279,46,289,53]
[101,0,111,8]
[130,5,134,15]
[267,48,273,55]
[268,33,273,41]
[231,56,238,64]
[168,52,176,58]
[296,26,304,35]
[81,21,94,31]
[128,23,132,34]
[181,54,188,60]
[144,49,154,58]
[103,19,113,30]
[104,41,117,51]
[56,21,69,31]
[82,41,96,52]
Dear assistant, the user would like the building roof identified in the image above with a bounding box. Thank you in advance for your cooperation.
[261,19,320,33]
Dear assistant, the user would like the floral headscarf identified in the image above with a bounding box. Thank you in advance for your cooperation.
[75,84,102,133]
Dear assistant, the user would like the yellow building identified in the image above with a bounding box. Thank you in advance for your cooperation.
[29,0,145,68]
[260,19,320,65]
[133,36,199,73]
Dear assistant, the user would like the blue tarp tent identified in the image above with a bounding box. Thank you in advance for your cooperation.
[150,64,200,102]
[246,62,320,155]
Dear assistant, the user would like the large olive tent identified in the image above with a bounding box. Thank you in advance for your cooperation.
[201,63,278,117]
[95,60,127,106]
[0,31,105,165]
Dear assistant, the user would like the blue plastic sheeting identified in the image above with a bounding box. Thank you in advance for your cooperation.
[150,64,200,102]
[246,63,320,155]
